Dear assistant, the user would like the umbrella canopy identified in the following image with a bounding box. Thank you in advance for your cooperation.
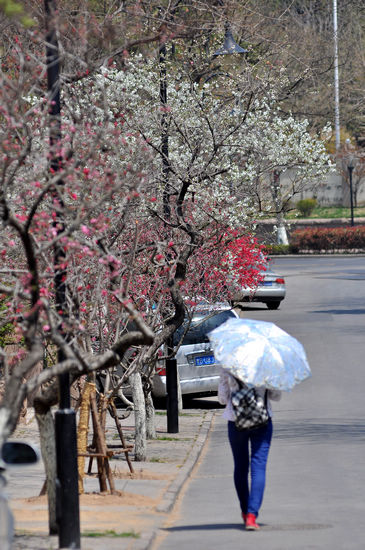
[208,318,311,391]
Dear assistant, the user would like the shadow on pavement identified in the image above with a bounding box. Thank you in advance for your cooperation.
[162,522,243,532]
[274,420,365,443]
[182,397,224,410]
[162,522,332,533]
[312,308,365,315]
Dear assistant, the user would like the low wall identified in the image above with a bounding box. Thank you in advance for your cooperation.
[279,169,365,207]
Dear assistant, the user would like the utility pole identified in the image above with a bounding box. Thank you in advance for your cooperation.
[333,0,340,152]
[44,1,81,547]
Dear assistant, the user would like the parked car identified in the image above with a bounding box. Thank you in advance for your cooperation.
[96,304,238,401]
[230,263,286,310]
[152,304,239,398]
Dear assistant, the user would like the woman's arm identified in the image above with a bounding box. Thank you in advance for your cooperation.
[268,389,282,401]
[218,369,231,405]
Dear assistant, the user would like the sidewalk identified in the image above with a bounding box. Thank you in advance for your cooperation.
[9,407,215,550]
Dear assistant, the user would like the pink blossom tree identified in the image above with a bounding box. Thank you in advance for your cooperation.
[0,3,267,458]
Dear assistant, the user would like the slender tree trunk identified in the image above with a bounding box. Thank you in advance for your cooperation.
[177,371,183,411]
[271,171,289,245]
[145,391,156,440]
[77,381,94,494]
[276,213,289,245]
[129,371,146,461]
[35,407,57,534]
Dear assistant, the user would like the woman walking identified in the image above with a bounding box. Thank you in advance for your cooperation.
[218,368,281,530]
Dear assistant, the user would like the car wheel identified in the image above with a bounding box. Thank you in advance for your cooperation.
[266,301,280,310]
[152,396,167,410]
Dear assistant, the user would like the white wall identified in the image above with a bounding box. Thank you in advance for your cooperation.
[279,170,365,207]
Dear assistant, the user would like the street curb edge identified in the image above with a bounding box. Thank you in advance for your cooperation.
[155,410,215,514]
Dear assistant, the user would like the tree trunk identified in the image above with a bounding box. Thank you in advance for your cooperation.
[276,218,289,245]
[271,171,289,245]
[129,371,146,461]
[77,381,94,494]
[145,391,156,440]
[35,407,57,535]
[177,371,183,411]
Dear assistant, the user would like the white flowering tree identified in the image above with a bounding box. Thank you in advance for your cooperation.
[235,105,334,244]
[78,57,333,246]
[49,57,334,455]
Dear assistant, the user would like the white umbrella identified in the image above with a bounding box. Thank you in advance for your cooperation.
[208,318,311,391]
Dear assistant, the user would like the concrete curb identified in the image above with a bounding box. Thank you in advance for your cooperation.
[140,411,215,550]
[156,410,214,514]
[269,253,365,258]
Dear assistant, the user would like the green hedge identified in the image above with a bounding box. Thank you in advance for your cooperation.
[263,244,291,255]
[290,226,365,253]
[296,198,317,217]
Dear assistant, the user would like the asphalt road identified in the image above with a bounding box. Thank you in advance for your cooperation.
[153,256,365,550]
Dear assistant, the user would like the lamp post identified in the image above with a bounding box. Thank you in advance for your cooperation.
[348,157,355,227]
[159,41,179,433]
[160,24,245,433]
[45,1,80,547]
[333,0,340,152]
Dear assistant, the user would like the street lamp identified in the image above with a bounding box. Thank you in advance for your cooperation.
[159,42,180,434]
[160,24,246,433]
[347,156,356,227]
[213,23,248,56]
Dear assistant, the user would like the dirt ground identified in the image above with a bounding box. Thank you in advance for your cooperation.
[12,489,166,535]
[10,409,210,537]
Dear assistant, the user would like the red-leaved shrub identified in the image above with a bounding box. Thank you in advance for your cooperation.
[290,226,365,252]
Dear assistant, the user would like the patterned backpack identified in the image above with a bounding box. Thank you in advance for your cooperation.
[231,379,269,431]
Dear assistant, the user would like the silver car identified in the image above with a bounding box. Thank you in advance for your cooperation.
[152,306,239,398]
[230,265,286,310]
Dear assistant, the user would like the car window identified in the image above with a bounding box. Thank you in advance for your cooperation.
[173,310,236,346]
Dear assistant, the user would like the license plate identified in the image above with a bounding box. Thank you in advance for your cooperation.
[195,355,215,366]
[261,281,273,286]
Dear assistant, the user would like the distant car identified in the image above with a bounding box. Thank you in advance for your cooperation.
[152,305,239,398]
[230,264,286,310]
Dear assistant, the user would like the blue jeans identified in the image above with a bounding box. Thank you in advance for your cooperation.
[228,419,273,517]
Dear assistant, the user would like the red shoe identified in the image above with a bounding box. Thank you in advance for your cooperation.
[245,513,260,530]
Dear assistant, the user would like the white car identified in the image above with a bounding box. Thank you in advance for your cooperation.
[152,305,239,398]
[230,266,286,310]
